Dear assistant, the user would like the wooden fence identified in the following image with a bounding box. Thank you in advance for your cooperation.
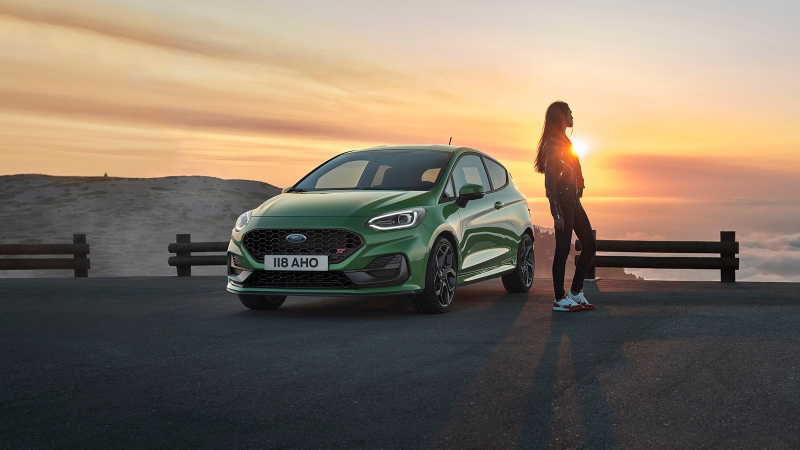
[167,234,228,276]
[0,230,740,281]
[0,234,90,277]
[575,230,739,282]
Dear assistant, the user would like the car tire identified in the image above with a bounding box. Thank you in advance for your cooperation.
[502,233,534,293]
[238,294,287,310]
[413,237,457,314]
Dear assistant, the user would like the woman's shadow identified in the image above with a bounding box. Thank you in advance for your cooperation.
[519,284,628,449]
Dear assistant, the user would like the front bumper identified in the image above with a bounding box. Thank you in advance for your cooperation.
[226,220,431,297]
[228,253,411,291]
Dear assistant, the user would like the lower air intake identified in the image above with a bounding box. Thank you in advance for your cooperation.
[243,270,356,289]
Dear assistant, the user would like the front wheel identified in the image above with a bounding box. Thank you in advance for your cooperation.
[413,237,457,314]
[502,233,534,293]
[238,294,287,310]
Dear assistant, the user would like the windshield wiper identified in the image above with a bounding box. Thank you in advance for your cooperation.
[286,187,307,192]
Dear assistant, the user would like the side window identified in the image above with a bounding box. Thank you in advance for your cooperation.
[442,176,455,200]
[451,154,491,194]
[483,157,508,190]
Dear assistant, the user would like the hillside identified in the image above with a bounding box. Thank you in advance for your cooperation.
[0,175,638,280]
[0,175,280,277]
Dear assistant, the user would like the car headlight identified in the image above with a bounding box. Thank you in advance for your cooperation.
[366,207,426,231]
[234,210,252,232]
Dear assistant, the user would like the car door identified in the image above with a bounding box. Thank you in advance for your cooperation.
[482,155,527,238]
[450,154,513,281]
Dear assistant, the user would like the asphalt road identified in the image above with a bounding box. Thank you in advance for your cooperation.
[1,277,799,449]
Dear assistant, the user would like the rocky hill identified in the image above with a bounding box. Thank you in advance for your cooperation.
[0,175,280,277]
[0,175,638,280]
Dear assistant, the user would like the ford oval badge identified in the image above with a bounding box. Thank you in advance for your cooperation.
[286,233,307,244]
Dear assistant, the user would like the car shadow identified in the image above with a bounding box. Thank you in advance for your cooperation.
[229,278,529,320]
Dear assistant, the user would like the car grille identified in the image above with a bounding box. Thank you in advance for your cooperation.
[242,229,364,264]
[243,270,356,289]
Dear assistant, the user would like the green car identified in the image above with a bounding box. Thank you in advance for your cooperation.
[227,144,534,313]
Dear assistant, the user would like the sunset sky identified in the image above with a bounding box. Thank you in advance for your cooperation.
[1,0,799,280]
[2,0,799,194]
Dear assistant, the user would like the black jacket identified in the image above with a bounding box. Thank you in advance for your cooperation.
[543,139,585,220]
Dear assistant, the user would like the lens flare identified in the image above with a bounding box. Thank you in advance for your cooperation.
[572,140,589,158]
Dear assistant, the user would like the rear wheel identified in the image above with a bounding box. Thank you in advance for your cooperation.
[238,294,287,310]
[502,233,534,293]
[413,237,457,314]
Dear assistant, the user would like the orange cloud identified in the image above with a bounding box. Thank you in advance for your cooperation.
[588,154,800,198]
[1,0,798,197]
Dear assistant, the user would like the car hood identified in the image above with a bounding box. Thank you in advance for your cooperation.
[252,190,434,218]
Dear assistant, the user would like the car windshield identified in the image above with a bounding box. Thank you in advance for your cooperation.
[293,150,451,191]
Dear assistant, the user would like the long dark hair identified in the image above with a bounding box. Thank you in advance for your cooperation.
[533,101,572,173]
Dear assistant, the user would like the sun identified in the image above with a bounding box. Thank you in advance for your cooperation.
[571,139,589,158]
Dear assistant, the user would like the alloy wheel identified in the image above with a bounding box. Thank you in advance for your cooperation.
[433,242,457,307]
[520,237,534,287]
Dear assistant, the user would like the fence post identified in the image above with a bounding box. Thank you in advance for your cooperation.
[176,234,191,277]
[586,229,597,280]
[73,233,88,278]
[721,231,736,283]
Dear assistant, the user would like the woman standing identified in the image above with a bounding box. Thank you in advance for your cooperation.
[534,101,596,312]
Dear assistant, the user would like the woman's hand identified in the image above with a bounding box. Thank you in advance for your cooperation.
[554,217,565,231]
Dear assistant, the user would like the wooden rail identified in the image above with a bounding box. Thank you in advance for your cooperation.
[0,234,90,277]
[575,231,739,282]
[167,234,228,276]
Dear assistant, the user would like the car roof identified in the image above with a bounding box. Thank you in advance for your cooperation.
[353,144,478,155]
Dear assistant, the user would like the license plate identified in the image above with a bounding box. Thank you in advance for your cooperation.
[264,255,328,271]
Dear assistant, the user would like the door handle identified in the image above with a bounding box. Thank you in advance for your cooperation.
[494,201,503,210]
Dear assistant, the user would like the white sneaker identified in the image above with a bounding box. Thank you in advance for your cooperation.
[567,291,595,310]
[553,296,583,312]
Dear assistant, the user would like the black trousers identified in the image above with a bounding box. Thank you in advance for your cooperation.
[552,199,596,299]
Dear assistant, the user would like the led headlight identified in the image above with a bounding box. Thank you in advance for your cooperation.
[366,207,426,231]
[233,210,252,232]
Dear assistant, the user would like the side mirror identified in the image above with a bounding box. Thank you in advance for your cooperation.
[455,183,485,207]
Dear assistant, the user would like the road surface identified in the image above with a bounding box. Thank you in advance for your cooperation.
[1,277,798,449]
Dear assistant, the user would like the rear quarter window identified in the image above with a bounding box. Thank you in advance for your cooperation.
[483,157,508,190]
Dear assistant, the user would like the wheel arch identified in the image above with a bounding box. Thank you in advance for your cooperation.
[431,229,460,271]
[523,226,534,241]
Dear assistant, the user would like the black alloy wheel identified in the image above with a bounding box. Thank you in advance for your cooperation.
[502,233,534,293]
[414,237,457,314]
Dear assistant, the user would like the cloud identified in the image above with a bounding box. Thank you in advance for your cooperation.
[737,232,800,281]
[741,252,800,279]
[0,0,527,158]
[593,154,800,198]
[0,1,252,61]
[740,232,800,252]
[0,0,459,101]
[0,88,419,143]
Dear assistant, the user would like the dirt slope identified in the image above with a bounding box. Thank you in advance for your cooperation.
[0,175,279,277]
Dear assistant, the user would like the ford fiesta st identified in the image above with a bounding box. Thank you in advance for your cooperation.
[227,144,534,314]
